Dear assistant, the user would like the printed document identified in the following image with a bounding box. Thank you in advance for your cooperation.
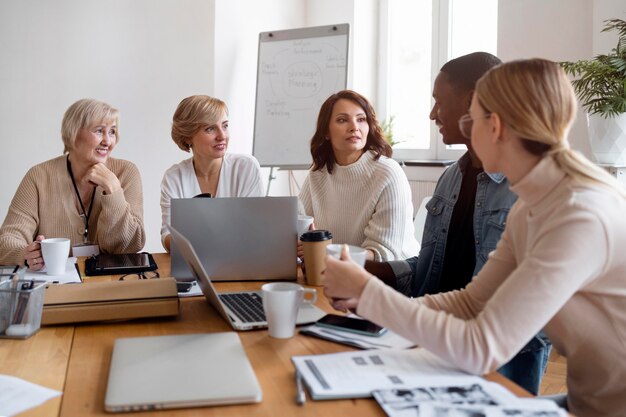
[291,347,480,400]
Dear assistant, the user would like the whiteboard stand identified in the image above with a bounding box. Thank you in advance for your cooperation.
[265,165,310,196]
[266,167,277,196]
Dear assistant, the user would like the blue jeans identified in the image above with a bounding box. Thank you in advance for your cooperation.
[498,332,552,395]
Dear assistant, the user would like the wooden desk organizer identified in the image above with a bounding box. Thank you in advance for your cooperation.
[42,278,179,325]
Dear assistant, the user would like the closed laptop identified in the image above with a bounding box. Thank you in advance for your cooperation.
[104,332,262,412]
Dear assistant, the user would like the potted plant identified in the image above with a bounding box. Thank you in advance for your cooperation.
[381,115,403,147]
[561,18,626,164]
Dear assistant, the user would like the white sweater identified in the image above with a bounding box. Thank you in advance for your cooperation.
[357,156,626,417]
[299,151,418,261]
[160,153,264,244]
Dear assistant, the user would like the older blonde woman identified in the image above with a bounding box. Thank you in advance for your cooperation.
[0,98,145,270]
[323,59,626,417]
[160,95,264,251]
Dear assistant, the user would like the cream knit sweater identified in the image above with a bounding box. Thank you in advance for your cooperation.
[357,156,626,417]
[0,155,145,265]
[299,151,418,261]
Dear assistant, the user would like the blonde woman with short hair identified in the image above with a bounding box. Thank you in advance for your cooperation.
[322,59,626,417]
[0,98,145,269]
[160,95,264,251]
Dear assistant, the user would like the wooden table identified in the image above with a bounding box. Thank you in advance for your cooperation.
[2,253,535,417]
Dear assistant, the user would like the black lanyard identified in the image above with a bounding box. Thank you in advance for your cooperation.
[66,155,96,243]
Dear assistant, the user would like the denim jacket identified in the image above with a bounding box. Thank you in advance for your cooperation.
[390,153,517,297]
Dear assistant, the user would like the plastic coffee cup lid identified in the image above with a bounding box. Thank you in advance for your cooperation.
[300,230,332,242]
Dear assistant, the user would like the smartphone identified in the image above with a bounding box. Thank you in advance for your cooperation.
[176,282,193,293]
[315,314,387,337]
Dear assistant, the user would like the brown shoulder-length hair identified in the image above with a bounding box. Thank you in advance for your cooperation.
[310,90,392,174]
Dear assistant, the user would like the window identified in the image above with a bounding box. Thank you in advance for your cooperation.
[381,0,498,160]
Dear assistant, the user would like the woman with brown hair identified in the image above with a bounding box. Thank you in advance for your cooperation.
[299,90,418,261]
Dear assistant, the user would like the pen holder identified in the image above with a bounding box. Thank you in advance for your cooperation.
[0,279,47,339]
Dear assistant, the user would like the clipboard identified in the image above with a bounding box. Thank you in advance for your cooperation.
[85,252,157,276]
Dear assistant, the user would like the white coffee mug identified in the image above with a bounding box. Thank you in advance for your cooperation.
[40,238,70,275]
[297,215,314,239]
[262,282,317,339]
[326,244,367,267]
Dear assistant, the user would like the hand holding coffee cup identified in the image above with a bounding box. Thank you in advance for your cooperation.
[262,282,317,339]
[40,238,71,276]
[24,235,46,271]
[326,244,367,267]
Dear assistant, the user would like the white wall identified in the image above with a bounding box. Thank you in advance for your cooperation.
[0,0,218,253]
[497,0,594,157]
[497,0,626,159]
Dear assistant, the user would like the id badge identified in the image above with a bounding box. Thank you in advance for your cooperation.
[72,243,100,257]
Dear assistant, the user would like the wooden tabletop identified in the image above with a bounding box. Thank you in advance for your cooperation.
[3,253,536,417]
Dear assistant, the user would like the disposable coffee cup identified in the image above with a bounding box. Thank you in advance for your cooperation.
[300,230,332,286]
[297,215,314,238]
[40,238,70,275]
[326,244,367,267]
[262,282,317,339]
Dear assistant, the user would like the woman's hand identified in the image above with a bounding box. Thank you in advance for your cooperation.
[297,222,316,259]
[323,245,372,311]
[23,235,45,271]
[85,163,122,195]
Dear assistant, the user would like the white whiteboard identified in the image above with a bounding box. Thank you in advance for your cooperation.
[253,24,349,168]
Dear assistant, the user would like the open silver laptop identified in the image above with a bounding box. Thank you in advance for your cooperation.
[171,196,298,281]
[104,332,262,412]
[168,223,326,331]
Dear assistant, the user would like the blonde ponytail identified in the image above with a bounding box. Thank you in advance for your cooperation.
[476,59,626,198]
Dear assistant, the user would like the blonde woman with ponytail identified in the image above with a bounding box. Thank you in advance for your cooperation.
[322,59,626,417]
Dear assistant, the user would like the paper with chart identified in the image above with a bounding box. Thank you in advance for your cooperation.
[291,347,481,400]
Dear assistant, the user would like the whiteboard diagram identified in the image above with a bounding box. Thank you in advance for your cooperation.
[253,24,349,168]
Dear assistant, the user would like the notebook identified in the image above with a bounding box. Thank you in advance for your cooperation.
[104,332,262,412]
[168,224,326,331]
[170,196,297,281]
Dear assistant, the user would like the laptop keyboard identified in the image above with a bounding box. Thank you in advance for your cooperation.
[219,292,266,323]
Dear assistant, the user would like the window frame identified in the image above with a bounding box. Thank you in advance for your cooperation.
[379,0,468,162]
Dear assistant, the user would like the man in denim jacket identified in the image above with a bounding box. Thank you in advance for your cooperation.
[366,52,551,395]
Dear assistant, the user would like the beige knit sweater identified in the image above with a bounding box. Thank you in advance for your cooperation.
[357,156,626,417]
[299,151,419,261]
[0,155,145,265]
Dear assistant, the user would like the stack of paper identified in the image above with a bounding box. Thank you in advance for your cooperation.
[373,383,566,417]
[291,348,479,400]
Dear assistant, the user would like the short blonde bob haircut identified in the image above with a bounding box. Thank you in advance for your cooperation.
[61,98,119,153]
[171,95,228,152]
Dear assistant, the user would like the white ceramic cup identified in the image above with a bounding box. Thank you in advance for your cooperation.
[326,244,367,267]
[40,238,70,275]
[297,215,314,238]
[262,282,317,339]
